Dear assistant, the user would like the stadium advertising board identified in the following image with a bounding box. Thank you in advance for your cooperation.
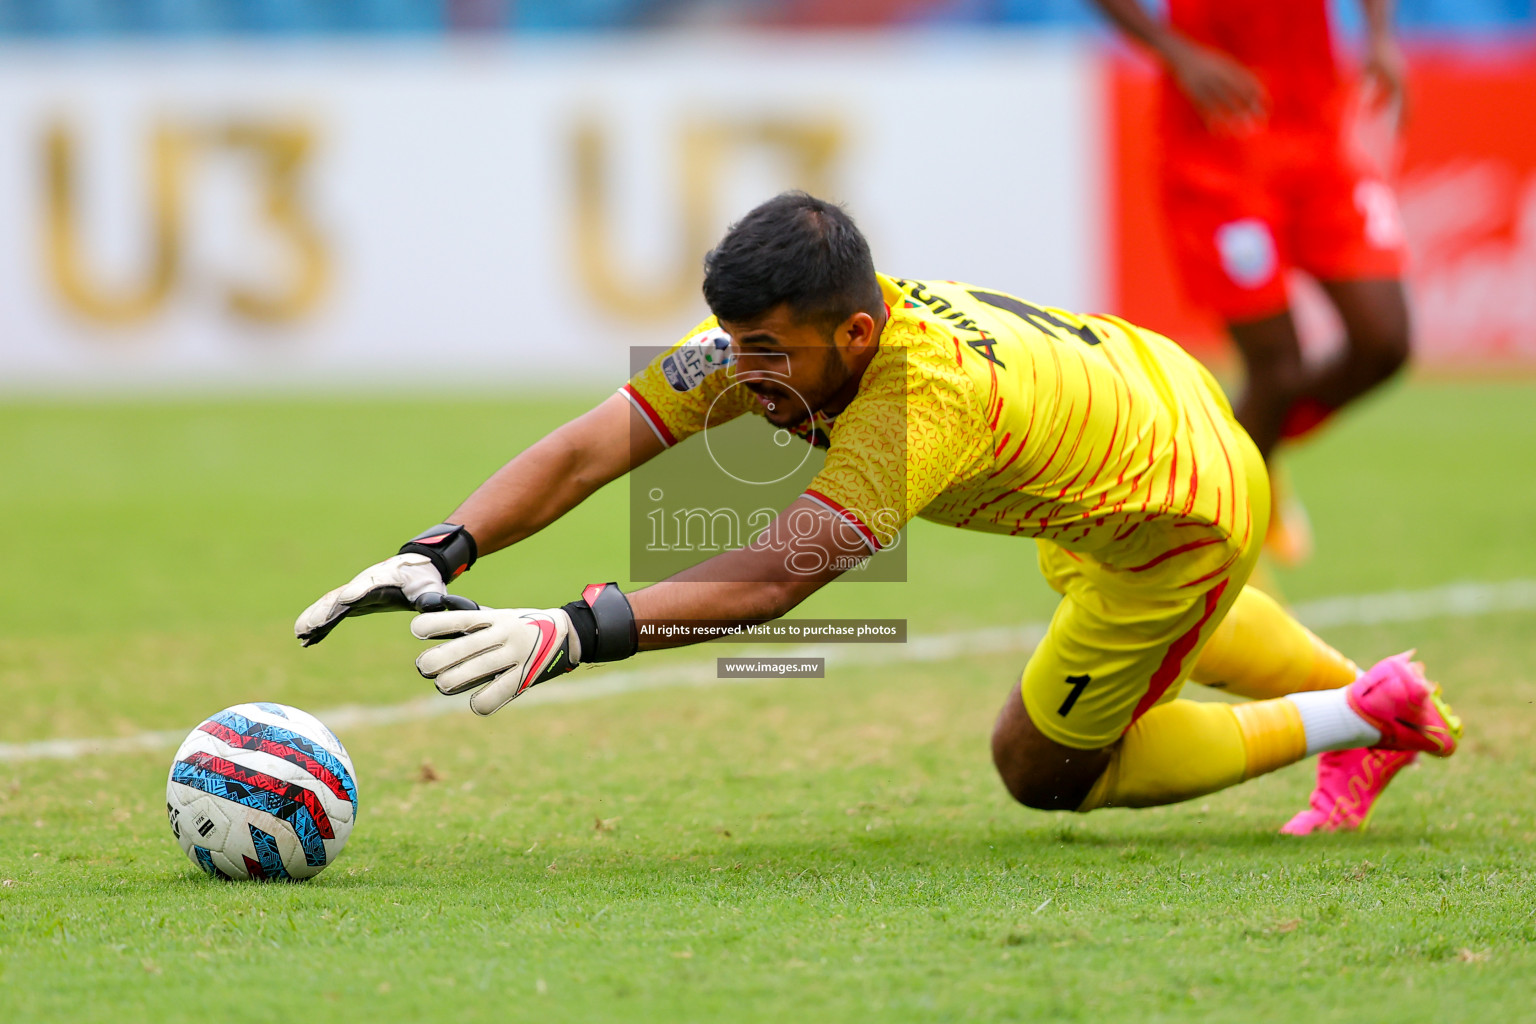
[0,38,1100,391]
[1,38,1526,392]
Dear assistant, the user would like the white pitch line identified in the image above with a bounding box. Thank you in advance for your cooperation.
[4,577,1534,764]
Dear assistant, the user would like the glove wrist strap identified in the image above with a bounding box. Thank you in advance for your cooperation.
[562,582,638,664]
[399,523,478,582]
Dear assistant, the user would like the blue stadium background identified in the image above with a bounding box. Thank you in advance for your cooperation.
[0,0,1528,36]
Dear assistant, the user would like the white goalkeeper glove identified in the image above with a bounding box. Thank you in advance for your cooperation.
[412,606,580,715]
[412,582,639,715]
[295,523,479,647]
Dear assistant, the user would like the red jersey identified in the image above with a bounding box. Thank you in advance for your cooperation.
[1149,0,1405,321]
[1163,0,1346,134]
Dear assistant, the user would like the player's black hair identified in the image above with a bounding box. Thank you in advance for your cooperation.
[702,192,882,332]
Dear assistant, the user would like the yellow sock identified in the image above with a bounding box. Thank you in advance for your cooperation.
[1230,698,1308,777]
[1078,697,1309,810]
[1191,585,1359,699]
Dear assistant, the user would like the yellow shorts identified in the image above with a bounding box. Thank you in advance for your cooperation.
[1020,427,1271,750]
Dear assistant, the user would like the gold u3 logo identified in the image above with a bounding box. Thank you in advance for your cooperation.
[43,117,330,327]
[572,115,846,322]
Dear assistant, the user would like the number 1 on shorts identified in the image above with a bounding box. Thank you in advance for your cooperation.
[1058,674,1092,716]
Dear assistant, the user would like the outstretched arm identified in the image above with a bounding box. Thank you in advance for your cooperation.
[294,391,666,645]
[1091,0,1269,132]
[447,392,667,557]
[627,496,871,650]
[409,496,877,713]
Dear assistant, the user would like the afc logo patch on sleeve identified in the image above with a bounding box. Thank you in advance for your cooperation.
[662,328,735,392]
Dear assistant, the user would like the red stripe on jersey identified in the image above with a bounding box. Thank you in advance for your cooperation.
[1178,550,1242,589]
[1016,401,1075,490]
[1115,371,1136,487]
[1181,447,1200,517]
[1114,420,1157,523]
[621,384,677,448]
[1085,380,1124,509]
[990,435,1030,479]
[802,489,881,552]
[1110,420,1158,524]
[1052,368,1094,500]
[1126,580,1228,728]
[1125,535,1226,573]
[990,360,1038,481]
[987,363,1001,428]
[1164,439,1180,511]
[969,482,1025,520]
[1052,468,1088,510]
[1054,349,1094,495]
[1197,397,1240,538]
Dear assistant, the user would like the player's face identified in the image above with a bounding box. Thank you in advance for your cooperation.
[719,305,862,429]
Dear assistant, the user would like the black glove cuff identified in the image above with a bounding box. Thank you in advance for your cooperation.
[399,523,478,582]
[561,582,638,664]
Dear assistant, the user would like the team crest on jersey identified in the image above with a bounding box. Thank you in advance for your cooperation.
[1215,218,1278,288]
[662,328,735,392]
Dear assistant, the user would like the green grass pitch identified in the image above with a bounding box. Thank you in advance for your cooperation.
[1,379,1534,1022]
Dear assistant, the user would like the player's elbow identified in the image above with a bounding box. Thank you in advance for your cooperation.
[754,579,810,621]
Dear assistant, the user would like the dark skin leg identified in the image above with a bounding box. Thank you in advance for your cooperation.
[1226,277,1411,459]
[990,680,1112,811]
[1226,309,1304,458]
[1306,278,1412,410]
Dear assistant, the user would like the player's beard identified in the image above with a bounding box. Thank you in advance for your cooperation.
[795,343,851,424]
[753,387,809,428]
[750,344,849,429]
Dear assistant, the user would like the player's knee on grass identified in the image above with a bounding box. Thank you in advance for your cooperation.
[990,682,1111,812]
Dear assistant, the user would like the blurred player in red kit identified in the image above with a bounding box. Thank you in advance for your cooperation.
[1094,0,1418,834]
[1094,0,1412,567]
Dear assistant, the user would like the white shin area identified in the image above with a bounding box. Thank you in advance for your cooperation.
[1285,687,1383,756]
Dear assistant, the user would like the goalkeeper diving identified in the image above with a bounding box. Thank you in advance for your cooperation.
[296,192,1460,832]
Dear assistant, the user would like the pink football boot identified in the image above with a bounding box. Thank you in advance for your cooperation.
[1281,747,1418,835]
[1346,651,1462,757]
[1281,652,1462,836]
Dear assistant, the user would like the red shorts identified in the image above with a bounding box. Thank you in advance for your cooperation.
[1158,123,1408,323]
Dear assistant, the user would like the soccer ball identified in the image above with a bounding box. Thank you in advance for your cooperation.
[166,702,358,881]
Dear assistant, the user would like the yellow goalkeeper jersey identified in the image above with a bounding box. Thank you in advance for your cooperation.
[622,274,1255,591]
